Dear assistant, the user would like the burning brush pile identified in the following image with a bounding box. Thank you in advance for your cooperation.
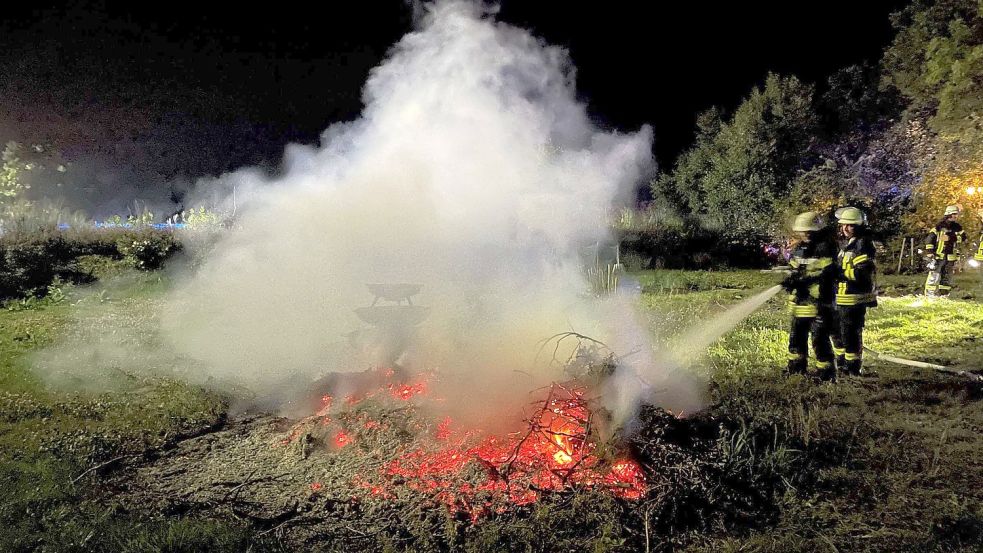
[281,367,647,518]
[110,365,738,549]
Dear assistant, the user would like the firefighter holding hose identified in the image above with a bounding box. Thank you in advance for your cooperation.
[832,207,877,377]
[781,212,838,381]
[921,205,967,297]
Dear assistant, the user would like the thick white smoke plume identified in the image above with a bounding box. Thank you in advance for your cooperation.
[157,2,698,426]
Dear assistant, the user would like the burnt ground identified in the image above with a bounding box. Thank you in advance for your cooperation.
[100,397,737,552]
[87,368,983,553]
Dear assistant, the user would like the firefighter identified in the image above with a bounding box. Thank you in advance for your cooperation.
[781,212,838,381]
[832,207,877,377]
[921,205,967,297]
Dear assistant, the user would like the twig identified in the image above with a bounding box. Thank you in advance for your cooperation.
[535,331,611,368]
[71,454,141,485]
[644,504,653,553]
[222,468,260,500]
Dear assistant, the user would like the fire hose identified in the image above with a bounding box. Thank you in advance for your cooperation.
[752,273,982,382]
[863,347,983,382]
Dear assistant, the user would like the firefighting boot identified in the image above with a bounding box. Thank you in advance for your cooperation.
[834,354,847,376]
[784,357,807,376]
[816,361,836,383]
[844,357,864,377]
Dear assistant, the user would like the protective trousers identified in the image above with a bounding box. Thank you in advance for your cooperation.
[832,305,866,375]
[787,307,835,378]
[924,259,953,296]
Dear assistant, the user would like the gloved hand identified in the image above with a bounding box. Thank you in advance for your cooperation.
[926,258,937,271]
[781,272,801,291]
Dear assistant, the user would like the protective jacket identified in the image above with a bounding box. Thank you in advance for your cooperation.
[783,236,837,317]
[835,236,877,307]
[924,220,967,262]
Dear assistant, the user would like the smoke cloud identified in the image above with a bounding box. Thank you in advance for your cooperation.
[41,1,704,429]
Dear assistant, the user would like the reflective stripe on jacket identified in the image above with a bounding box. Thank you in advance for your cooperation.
[836,236,877,307]
[924,222,967,262]
[787,238,837,317]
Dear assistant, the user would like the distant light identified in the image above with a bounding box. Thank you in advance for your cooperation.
[970,259,981,268]
[968,186,976,195]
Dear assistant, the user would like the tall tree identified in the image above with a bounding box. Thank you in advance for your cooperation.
[654,74,818,243]
[882,0,983,231]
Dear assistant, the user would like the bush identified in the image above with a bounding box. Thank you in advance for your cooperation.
[115,230,180,271]
[0,227,182,301]
[616,206,773,270]
[0,231,80,301]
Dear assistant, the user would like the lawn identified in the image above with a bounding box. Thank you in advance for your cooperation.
[1,267,981,551]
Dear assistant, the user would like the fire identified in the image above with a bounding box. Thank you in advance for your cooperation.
[333,430,353,448]
[390,381,427,401]
[316,394,333,416]
[552,445,573,466]
[605,459,646,500]
[279,369,648,517]
[435,416,453,440]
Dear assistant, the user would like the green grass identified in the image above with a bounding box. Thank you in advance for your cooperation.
[633,268,781,294]
[1,264,981,551]
[634,269,983,552]
[0,272,236,553]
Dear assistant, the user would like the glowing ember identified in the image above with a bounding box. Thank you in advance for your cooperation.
[280,369,647,517]
[365,384,644,511]
[605,459,646,500]
[390,381,427,401]
[310,482,323,492]
[435,416,453,441]
[334,430,353,448]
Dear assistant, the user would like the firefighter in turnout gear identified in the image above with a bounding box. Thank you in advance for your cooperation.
[832,207,877,377]
[922,205,967,297]
[781,212,838,381]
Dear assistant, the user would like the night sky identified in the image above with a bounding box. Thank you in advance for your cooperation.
[0,0,910,191]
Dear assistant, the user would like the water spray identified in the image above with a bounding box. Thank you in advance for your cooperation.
[671,285,783,365]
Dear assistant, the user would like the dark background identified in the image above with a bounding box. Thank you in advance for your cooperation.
[0,0,910,181]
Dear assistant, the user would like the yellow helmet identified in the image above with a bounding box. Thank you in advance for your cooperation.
[792,211,822,232]
[944,205,961,216]
[835,206,865,225]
